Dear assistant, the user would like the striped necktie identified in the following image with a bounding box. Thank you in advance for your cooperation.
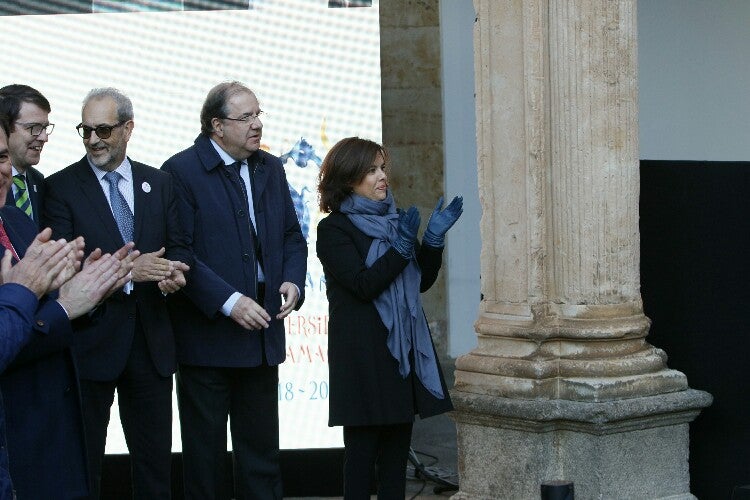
[13,174,33,219]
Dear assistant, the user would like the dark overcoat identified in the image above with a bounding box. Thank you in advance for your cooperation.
[161,134,307,367]
[0,205,89,499]
[316,211,453,427]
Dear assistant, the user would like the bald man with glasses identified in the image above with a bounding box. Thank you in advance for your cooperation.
[0,84,54,228]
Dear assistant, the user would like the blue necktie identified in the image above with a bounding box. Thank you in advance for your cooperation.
[103,171,134,243]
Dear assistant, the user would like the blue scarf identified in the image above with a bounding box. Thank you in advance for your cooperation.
[340,192,444,399]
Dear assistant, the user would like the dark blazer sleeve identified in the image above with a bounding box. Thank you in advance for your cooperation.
[0,284,37,373]
[161,159,237,317]
[28,167,45,228]
[42,175,75,241]
[316,213,410,302]
[416,243,443,293]
[277,163,308,309]
[5,298,72,368]
[162,172,194,267]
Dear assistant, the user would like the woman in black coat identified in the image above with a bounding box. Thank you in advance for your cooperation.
[316,137,462,499]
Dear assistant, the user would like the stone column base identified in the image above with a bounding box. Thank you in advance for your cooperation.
[451,389,712,500]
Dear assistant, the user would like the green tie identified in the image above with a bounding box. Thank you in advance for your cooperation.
[13,174,33,218]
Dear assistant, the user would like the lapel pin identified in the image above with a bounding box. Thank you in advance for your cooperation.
[142,181,151,193]
[33,184,37,192]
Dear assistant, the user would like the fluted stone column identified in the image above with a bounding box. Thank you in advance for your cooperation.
[451,1,711,498]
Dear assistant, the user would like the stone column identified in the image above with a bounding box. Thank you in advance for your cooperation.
[451,1,711,498]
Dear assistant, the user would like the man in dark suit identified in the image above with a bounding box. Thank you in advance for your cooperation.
[0,84,54,228]
[162,81,307,499]
[0,234,86,500]
[0,113,79,499]
[0,110,132,499]
[44,88,193,500]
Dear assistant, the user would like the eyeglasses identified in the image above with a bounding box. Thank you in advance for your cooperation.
[222,111,264,124]
[16,122,55,137]
[76,121,126,139]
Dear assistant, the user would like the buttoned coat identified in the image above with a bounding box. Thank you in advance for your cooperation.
[316,212,453,426]
[161,134,307,367]
[43,157,193,380]
[0,205,89,499]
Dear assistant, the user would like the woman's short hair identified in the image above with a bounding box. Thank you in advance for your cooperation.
[317,137,388,213]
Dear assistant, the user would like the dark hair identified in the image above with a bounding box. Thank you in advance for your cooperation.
[0,84,51,127]
[317,137,388,213]
[200,81,254,135]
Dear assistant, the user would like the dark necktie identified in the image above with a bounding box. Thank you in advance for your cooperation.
[103,171,134,243]
[13,174,33,219]
[230,161,264,271]
[0,218,19,261]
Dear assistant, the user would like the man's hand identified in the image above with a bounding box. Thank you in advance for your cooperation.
[57,253,122,319]
[0,228,74,297]
[157,260,190,294]
[48,235,85,291]
[86,243,140,298]
[131,247,174,282]
[230,295,271,331]
[277,282,299,319]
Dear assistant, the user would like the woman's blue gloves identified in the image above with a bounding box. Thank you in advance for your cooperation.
[422,195,463,248]
[392,206,421,259]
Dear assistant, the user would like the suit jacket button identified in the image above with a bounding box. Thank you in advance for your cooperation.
[242,253,250,262]
[237,209,245,217]
[36,320,45,327]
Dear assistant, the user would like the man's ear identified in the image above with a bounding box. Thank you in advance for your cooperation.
[211,117,223,138]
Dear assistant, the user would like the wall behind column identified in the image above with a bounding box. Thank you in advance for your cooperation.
[439,0,480,358]
[638,0,750,161]
[379,0,450,354]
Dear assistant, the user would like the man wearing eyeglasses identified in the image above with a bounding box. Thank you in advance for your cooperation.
[0,84,54,228]
[162,81,307,499]
[44,88,193,500]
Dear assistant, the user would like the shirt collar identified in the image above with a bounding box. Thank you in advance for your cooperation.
[89,157,133,183]
[209,138,245,167]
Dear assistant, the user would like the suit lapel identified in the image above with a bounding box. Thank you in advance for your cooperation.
[252,154,268,204]
[3,189,14,210]
[131,161,146,245]
[72,158,125,246]
[0,206,34,261]
[27,169,42,225]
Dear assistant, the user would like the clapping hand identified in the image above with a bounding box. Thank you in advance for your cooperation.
[0,228,80,298]
[392,206,421,259]
[422,195,463,248]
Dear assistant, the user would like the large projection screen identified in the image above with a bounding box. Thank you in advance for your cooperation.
[0,0,381,453]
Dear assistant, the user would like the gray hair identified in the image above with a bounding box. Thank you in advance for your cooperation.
[83,87,134,122]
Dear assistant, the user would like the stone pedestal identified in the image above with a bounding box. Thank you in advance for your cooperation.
[453,1,712,498]
[451,391,711,499]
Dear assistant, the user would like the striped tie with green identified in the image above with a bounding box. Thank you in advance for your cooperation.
[13,174,33,218]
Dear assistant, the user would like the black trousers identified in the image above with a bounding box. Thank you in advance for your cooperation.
[176,363,281,500]
[80,313,173,500]
[342,422,414,500]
